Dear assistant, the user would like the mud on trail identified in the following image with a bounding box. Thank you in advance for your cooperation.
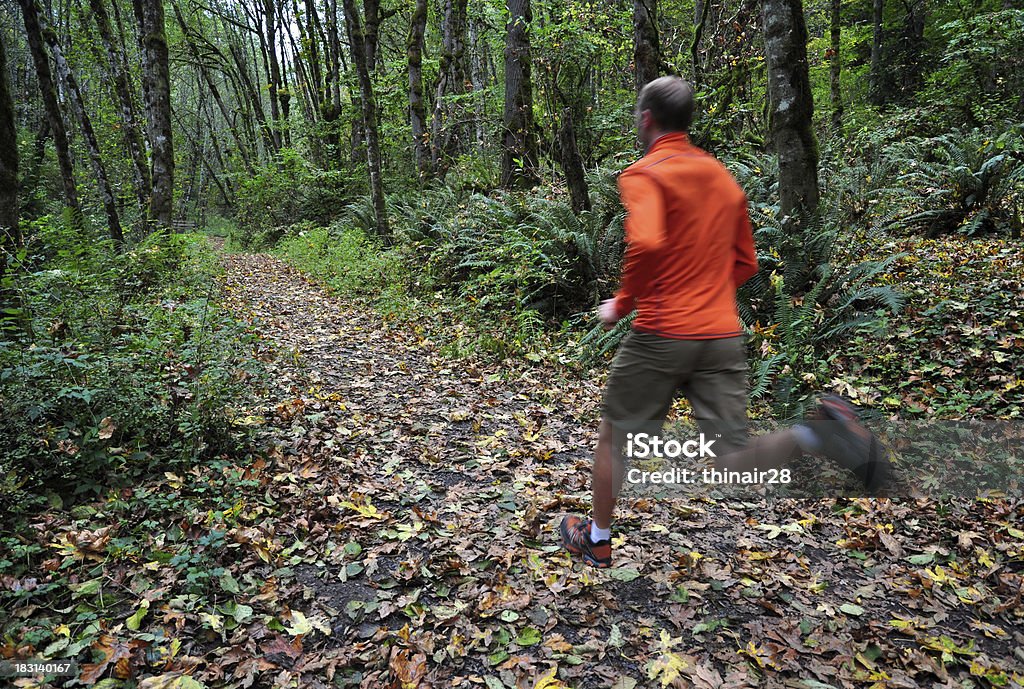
[215,251,1023,688]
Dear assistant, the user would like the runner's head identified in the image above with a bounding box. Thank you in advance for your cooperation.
[636,76,694,152]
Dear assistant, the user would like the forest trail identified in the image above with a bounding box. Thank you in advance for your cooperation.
[215,251,1024,688]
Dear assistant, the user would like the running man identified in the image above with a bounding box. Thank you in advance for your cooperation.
[560,76,891,568]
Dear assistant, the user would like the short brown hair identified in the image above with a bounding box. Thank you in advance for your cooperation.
[637,76,694,132]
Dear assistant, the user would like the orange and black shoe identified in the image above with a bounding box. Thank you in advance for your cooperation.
[559,515,612,568]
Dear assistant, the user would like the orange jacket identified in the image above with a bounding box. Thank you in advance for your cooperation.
[612,132,758,339]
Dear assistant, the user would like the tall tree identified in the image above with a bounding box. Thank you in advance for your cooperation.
[0,37,19,260]
[17,0,79,215]
[431,0,469,173]
[133,0,175,228]
[501,0,539,189]
[869,0,885,105]
[896,0,925,97]
[407,0,430,180]
[87,0,151,214]
[763,0,819,225]
[171,0,255,174]
[262,0,285,150]
[42,14,124,244]
[342,0,390,238]
[691,0,707,83]
[556,104,590,213]
[829,0,843,135]
[633,0,660,92]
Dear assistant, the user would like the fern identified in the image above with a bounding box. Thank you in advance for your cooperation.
[873,128,1024,236]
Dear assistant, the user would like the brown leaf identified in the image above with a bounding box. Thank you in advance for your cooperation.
[261,634,302,668]
[879,530,904,557]
[388,648,426,688]
[79,635,144,683]
[98,416,116,440]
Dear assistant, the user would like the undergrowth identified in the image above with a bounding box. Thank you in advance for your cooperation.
[0,220,267,517]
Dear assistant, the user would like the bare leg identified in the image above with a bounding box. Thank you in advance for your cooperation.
[591,424,803,531]
[713,429,801,472]
[591,419,625,530]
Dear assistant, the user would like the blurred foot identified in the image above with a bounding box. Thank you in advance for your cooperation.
[807,395,892,492]
[559,515,612,568]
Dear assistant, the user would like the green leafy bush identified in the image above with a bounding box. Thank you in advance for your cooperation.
[277,223,411,302]
[0,224,265,513]
[233,149,358,247]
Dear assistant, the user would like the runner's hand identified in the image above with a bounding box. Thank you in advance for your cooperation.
[599,299,619,330]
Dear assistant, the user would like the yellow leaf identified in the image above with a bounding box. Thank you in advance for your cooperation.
[533,667,568,689]
[647,651,690,687]
[285,610,312,636]
[199,612,223,632]
[138,674,206,689]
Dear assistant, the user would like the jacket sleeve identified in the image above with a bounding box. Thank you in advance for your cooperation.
[732,196,759,288]
[613,169,666,319]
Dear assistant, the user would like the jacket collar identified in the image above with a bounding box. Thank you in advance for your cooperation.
[646,132,691,156]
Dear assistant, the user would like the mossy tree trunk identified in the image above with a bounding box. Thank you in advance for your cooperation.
[763,0,819,227]
[0,37,19,265]
[133,0,175,228]
[500,0,539,189]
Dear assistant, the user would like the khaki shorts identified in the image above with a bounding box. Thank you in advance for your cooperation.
[602,332,749,452]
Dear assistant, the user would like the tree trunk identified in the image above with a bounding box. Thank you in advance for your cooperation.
[829,0,843,135]
[898,0,925,98]
[362,0,384,71]
[869,0,885,105]
[469,13,488,147]
[633,0,660,92]
[557,108,590,213]
[341,0,390,239]
[407,0,430,180]
[320,0,343,164]
[263,0,284,150]
[17,0,79,215]
[171,0,255,174]
[43,15,124,245]
[431,0,468,173]
[762,0,819,225]
[228,38,276,156]
[691,0,706,82]
[133,0,175,229]
[21,119,50,219]
[501,0,539,189]
[0,37,19,260]
[88,0,151,213]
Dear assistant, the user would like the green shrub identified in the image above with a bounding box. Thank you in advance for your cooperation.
[233,149,358,248]
[0,224,265,513]
[276,224,413,307]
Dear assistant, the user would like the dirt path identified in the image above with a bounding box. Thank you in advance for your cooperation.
[218,252,1024,689]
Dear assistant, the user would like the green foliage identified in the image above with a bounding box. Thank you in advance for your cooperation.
[871,128,1024,237]
[274,173,626,358]
[409,172,626,330]
[276,223,411,306]
[0,222,265,514]
[925,9,1024,127]
[233,149,358,248]
[732,170,906,418]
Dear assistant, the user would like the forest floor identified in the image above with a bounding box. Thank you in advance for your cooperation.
[205,248,1022,688]
[6,241,1023,689]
